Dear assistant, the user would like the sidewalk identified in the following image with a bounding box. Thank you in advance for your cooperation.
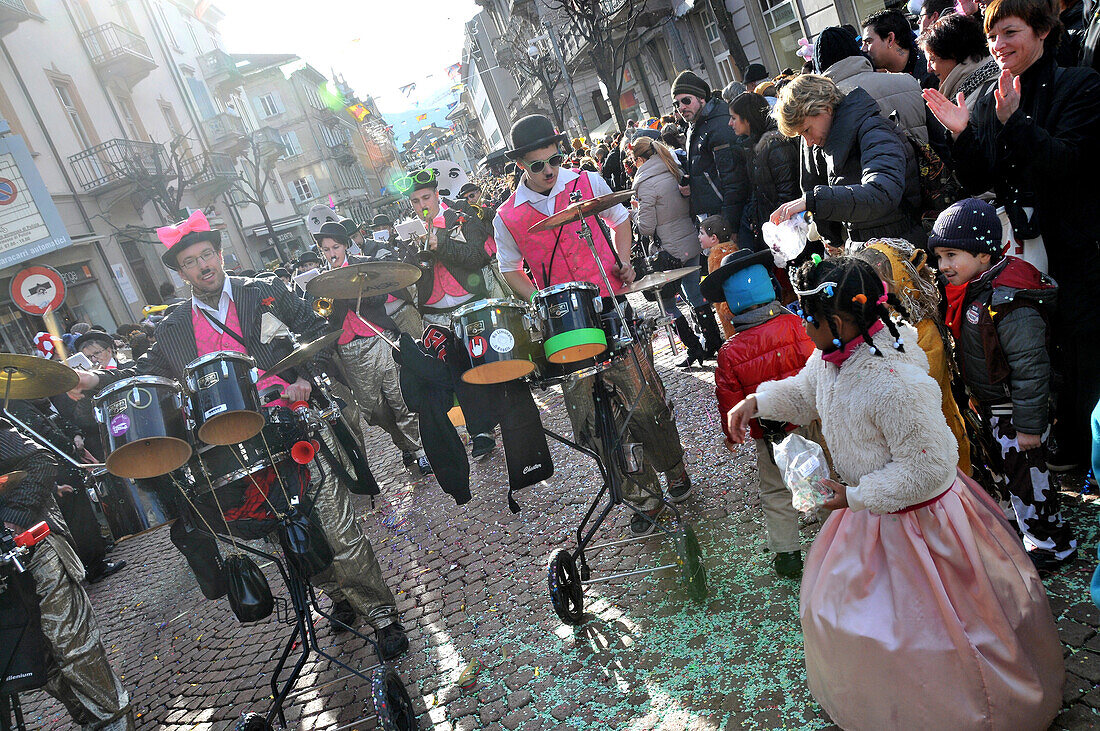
[17,324,1100,730]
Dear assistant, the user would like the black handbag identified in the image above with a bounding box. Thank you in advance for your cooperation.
[277,508,334,579]
[224,554,274,623]
[0,566,49,693]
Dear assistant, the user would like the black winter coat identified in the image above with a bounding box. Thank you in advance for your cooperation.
[802,87,922,246]
[950,51,1100,316]
[415,205,492,311]
[685,97,750,228]
[746,129,800,246]
[956,257,1055,435]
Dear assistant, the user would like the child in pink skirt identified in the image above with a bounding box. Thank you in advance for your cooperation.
[726,256,1063,730]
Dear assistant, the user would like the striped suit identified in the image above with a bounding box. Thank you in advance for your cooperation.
[95,275,398,627]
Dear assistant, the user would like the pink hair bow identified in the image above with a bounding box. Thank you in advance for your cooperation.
[797,38,814,62]
[157,209,211,248]
[877,281,889,306]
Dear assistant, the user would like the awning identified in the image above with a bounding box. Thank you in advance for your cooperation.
[247,216,304,238]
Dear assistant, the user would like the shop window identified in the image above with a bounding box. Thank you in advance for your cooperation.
[760,0,804,71]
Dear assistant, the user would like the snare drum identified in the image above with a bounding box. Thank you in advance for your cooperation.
[534,282,607,364]
[452,298,543,384]
[185,351,264,446]
[95,376,192,480]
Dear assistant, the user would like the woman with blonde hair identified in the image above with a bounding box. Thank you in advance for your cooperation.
[771,74,923,249]
[630,136,722,365]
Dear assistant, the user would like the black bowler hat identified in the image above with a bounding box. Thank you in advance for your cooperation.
[507,114,566,160]
[74,329,116,353]
[458,182,480,197]
[314,221,349,244]
[339,217,358,237]
[699,248,776,303]
[372,214,392,228]
[298,251,322,266]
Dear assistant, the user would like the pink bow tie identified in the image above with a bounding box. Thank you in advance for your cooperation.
[157,209,211,248]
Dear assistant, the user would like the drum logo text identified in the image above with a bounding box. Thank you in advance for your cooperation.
[549,303,569,318]
[465,320,485,336]
[107,400,127,417]
[198,372,219,389]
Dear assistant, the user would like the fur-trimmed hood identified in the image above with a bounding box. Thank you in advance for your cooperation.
[755,322,958,514]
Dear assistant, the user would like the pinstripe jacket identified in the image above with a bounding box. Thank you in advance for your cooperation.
[95,276,327,389]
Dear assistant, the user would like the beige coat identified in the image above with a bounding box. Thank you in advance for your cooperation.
[755,323,957,514]
[631,155,701,263]
[824,55,928,143]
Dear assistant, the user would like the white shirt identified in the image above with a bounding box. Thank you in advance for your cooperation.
[191,275,234,324]
[493,168,631,273]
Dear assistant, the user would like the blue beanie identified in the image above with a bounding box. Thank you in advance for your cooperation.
[722,264,775,315]
[928,198,1003,257]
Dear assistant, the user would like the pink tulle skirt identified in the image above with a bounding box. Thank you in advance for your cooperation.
[801,471,1064,730]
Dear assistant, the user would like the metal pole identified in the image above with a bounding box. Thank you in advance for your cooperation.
[543,20,589,137]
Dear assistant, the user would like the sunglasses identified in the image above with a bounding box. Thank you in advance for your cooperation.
[393,168,436,193]
[673,96,695,107]
[521,153,564,174]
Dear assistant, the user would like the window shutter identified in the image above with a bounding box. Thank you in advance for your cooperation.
[306,175,318,200]
[271,91,284,115]
[287,181,299,203]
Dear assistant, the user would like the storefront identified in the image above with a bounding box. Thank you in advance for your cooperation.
[248,216,309,267]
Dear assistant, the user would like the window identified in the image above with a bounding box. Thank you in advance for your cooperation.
[701,8,721,45]
[490,129,502,147]
[270,171,285,202]
[185,75,217,120]
[160,101,183,136]
[281,131,302,157]
[302,82,324,110]
[71,0,97,31]
[257,93,283,118]
[187,20,202,54]
[115,92,148,141]
[716,55,735,87]
[54,80,96,149]
[480,99,490,120]
[760,0,803,70]
[157,4,182,51]
[115,0,139,33]
[290,176,316,202]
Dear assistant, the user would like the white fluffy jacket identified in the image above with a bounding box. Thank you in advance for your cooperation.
[755,323,958,514]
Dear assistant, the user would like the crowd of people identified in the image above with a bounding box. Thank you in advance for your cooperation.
[5,0,1100,726]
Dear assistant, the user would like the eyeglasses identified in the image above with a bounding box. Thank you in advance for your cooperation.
[82,347,110,359]
[393,169,436,193]
[521,153,564,174]
[179,249,219,271]
[673,96,695,108]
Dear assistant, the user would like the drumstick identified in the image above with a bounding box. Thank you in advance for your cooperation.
[354,280,400,351]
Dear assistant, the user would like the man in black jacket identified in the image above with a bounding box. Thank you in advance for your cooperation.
[404,173,500,459]
[672,71,750,241]
[0,420,133,729]
[73,210,409,658]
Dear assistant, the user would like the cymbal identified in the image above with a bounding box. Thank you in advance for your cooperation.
[621,266,701,295]
[307,261,422,300]
[267,331,342,374]
[0,354,79,399]
[528,191,634,233]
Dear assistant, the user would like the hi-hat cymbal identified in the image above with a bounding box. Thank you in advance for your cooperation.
[307,261,421,300]
[0,354,79,399]
[621,266,701,295]
[527,191,634,233]
[267,331,342,375]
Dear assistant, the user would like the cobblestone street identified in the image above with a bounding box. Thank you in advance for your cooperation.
[17,322,1100,730]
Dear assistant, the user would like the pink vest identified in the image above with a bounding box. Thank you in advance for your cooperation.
[426,202,472,305]
[192,299,291,401]
[498,171,624,297]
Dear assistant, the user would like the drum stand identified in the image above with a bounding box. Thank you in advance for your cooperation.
[540,370,707,626]
[198,531,417,731]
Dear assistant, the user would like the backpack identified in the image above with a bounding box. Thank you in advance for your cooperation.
[908,133,964,230]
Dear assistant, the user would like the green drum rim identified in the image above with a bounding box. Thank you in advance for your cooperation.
[544,328,607,357]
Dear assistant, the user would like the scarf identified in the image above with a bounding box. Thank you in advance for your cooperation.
[731,301,790,333]
[944,282,969,339]
[821,320,884,366]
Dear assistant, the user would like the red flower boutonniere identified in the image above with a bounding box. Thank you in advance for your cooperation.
[456,213,467,225]
[261,296,276,308]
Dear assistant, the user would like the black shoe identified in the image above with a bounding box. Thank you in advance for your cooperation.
[1045,449,1080,473]
[87,560,126,584]
[667,464,693,503]
[471,434,495,460]
[1028,548,1077,574]
[774,551,803,578]
[376,622,410,660]
[417,455,433,475]
[629,506,664,538]
[330,599,357,633]
[401,452,416,471]
[674,347,705,369]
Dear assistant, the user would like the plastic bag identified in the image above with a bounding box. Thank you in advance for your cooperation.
[762,213,809,267]
[773,432,834,512]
